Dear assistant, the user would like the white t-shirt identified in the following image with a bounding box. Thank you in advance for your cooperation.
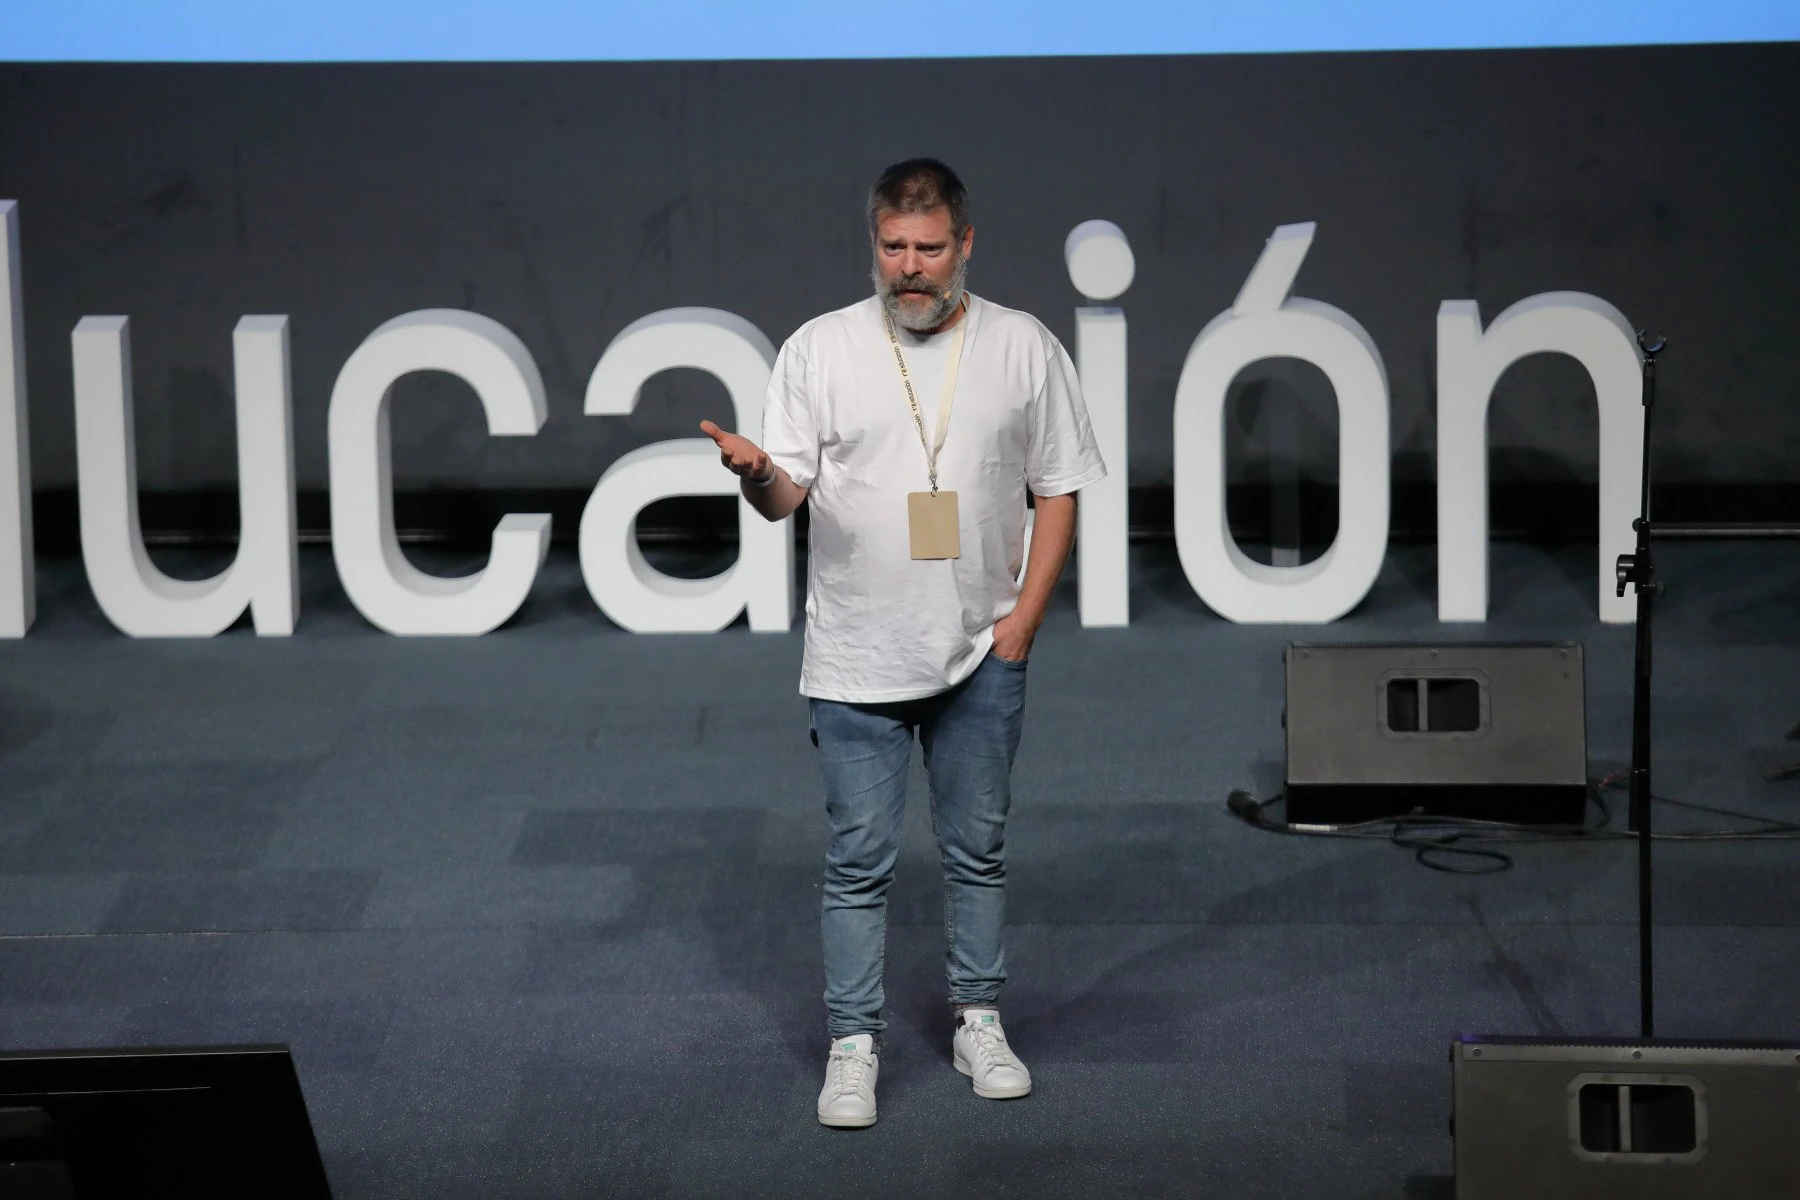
[763,293,1107,703]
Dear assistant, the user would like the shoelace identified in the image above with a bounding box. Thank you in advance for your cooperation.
[965,1025,1019,1070]
[827,1050,873,1097]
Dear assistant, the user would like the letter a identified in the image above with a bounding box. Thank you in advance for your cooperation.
[579,308,792,633]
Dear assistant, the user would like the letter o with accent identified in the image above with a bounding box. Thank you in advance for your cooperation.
[1173,224,1390,624]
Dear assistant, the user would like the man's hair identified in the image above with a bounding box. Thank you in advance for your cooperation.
[867,158,970,240]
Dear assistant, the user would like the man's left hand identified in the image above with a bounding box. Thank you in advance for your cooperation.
[991,610,1039,664]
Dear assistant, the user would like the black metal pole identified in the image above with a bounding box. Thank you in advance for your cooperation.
[1619,332,1664,1040]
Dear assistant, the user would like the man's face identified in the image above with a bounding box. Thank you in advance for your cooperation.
[872,207,974,332]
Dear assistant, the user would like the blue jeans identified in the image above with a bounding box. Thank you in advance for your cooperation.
[809,652,1029,1038]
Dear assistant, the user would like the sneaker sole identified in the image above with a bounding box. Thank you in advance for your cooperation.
[954,1055,1032,1099]
[817,1111,877,1128]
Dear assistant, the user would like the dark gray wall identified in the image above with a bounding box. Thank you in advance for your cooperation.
[2,44,1796,502]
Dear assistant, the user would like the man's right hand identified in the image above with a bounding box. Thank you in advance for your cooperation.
[700,420,773,484]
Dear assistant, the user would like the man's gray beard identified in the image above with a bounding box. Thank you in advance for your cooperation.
[873,254,969,333]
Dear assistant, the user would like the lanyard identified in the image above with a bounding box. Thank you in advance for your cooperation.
[883,301,967,494]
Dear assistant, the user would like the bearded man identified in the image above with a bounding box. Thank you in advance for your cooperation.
[700,158,1106,1128]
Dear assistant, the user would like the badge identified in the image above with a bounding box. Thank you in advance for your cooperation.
[908,490,961,559]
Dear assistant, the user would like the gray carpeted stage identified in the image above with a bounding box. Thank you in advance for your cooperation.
[2,538,1797,1198]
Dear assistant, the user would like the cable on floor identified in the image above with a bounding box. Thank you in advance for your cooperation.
[1225,774,1800,875]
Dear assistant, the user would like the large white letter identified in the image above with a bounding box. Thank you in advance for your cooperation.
[579,308,791,633]
[1437,294,1643,624]
[1172,223,1390,623]
[1066,219,1133,627]
[0,202,30,637]
[72,315,297,637]
[328,309,549,636]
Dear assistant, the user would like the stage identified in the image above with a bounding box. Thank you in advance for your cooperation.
[2,537,1796,1197]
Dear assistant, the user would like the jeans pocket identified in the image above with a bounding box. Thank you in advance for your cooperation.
[989,651,1028,669]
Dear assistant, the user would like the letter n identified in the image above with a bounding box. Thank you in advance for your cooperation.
[1436,294,1642,624]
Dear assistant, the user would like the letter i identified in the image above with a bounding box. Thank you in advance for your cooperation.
[1065,220,1132,627]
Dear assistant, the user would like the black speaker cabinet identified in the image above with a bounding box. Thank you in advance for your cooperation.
[0,1044,332,1199]
[1284,642,1587,825]
[1453,1036,1800,1199]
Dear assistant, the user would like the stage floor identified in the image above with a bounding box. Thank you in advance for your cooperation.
[3,538,1798,1198]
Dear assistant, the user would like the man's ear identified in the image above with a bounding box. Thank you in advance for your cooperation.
[961,224,975,259]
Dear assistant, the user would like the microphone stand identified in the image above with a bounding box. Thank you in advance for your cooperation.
[1613,329,1665,1039]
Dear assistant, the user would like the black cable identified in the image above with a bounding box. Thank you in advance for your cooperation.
[1592,770,1800,834]
[1226,778,1800,875]
[1389,828,1515,875]
[1587,783,1613,829]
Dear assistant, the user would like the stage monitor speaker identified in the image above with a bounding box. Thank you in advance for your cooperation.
[1452,1036,1800,1199]
[0,1044,332,1200]
[1283,642,1587,825]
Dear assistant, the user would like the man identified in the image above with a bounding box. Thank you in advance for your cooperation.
[700,159,1105,1128]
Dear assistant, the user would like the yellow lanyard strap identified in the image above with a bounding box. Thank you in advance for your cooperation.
[884,303,967,494]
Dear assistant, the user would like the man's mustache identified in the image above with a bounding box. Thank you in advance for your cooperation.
[886,274,943,296]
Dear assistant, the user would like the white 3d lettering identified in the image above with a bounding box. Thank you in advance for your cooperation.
[578,308,793,634]
[0,200,1643,637]
[1173,222,1391,623]
[1436,293,1643,624]
[1065,219,1133,628]
[73,313,297,637]
[328,309,550,636]
[0,203,31,637]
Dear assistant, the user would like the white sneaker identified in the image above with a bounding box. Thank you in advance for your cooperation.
[952,1009,1032,1099]
[817,1034,879,1128]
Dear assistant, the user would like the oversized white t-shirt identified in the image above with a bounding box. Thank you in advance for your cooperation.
[762,293,1107,703]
